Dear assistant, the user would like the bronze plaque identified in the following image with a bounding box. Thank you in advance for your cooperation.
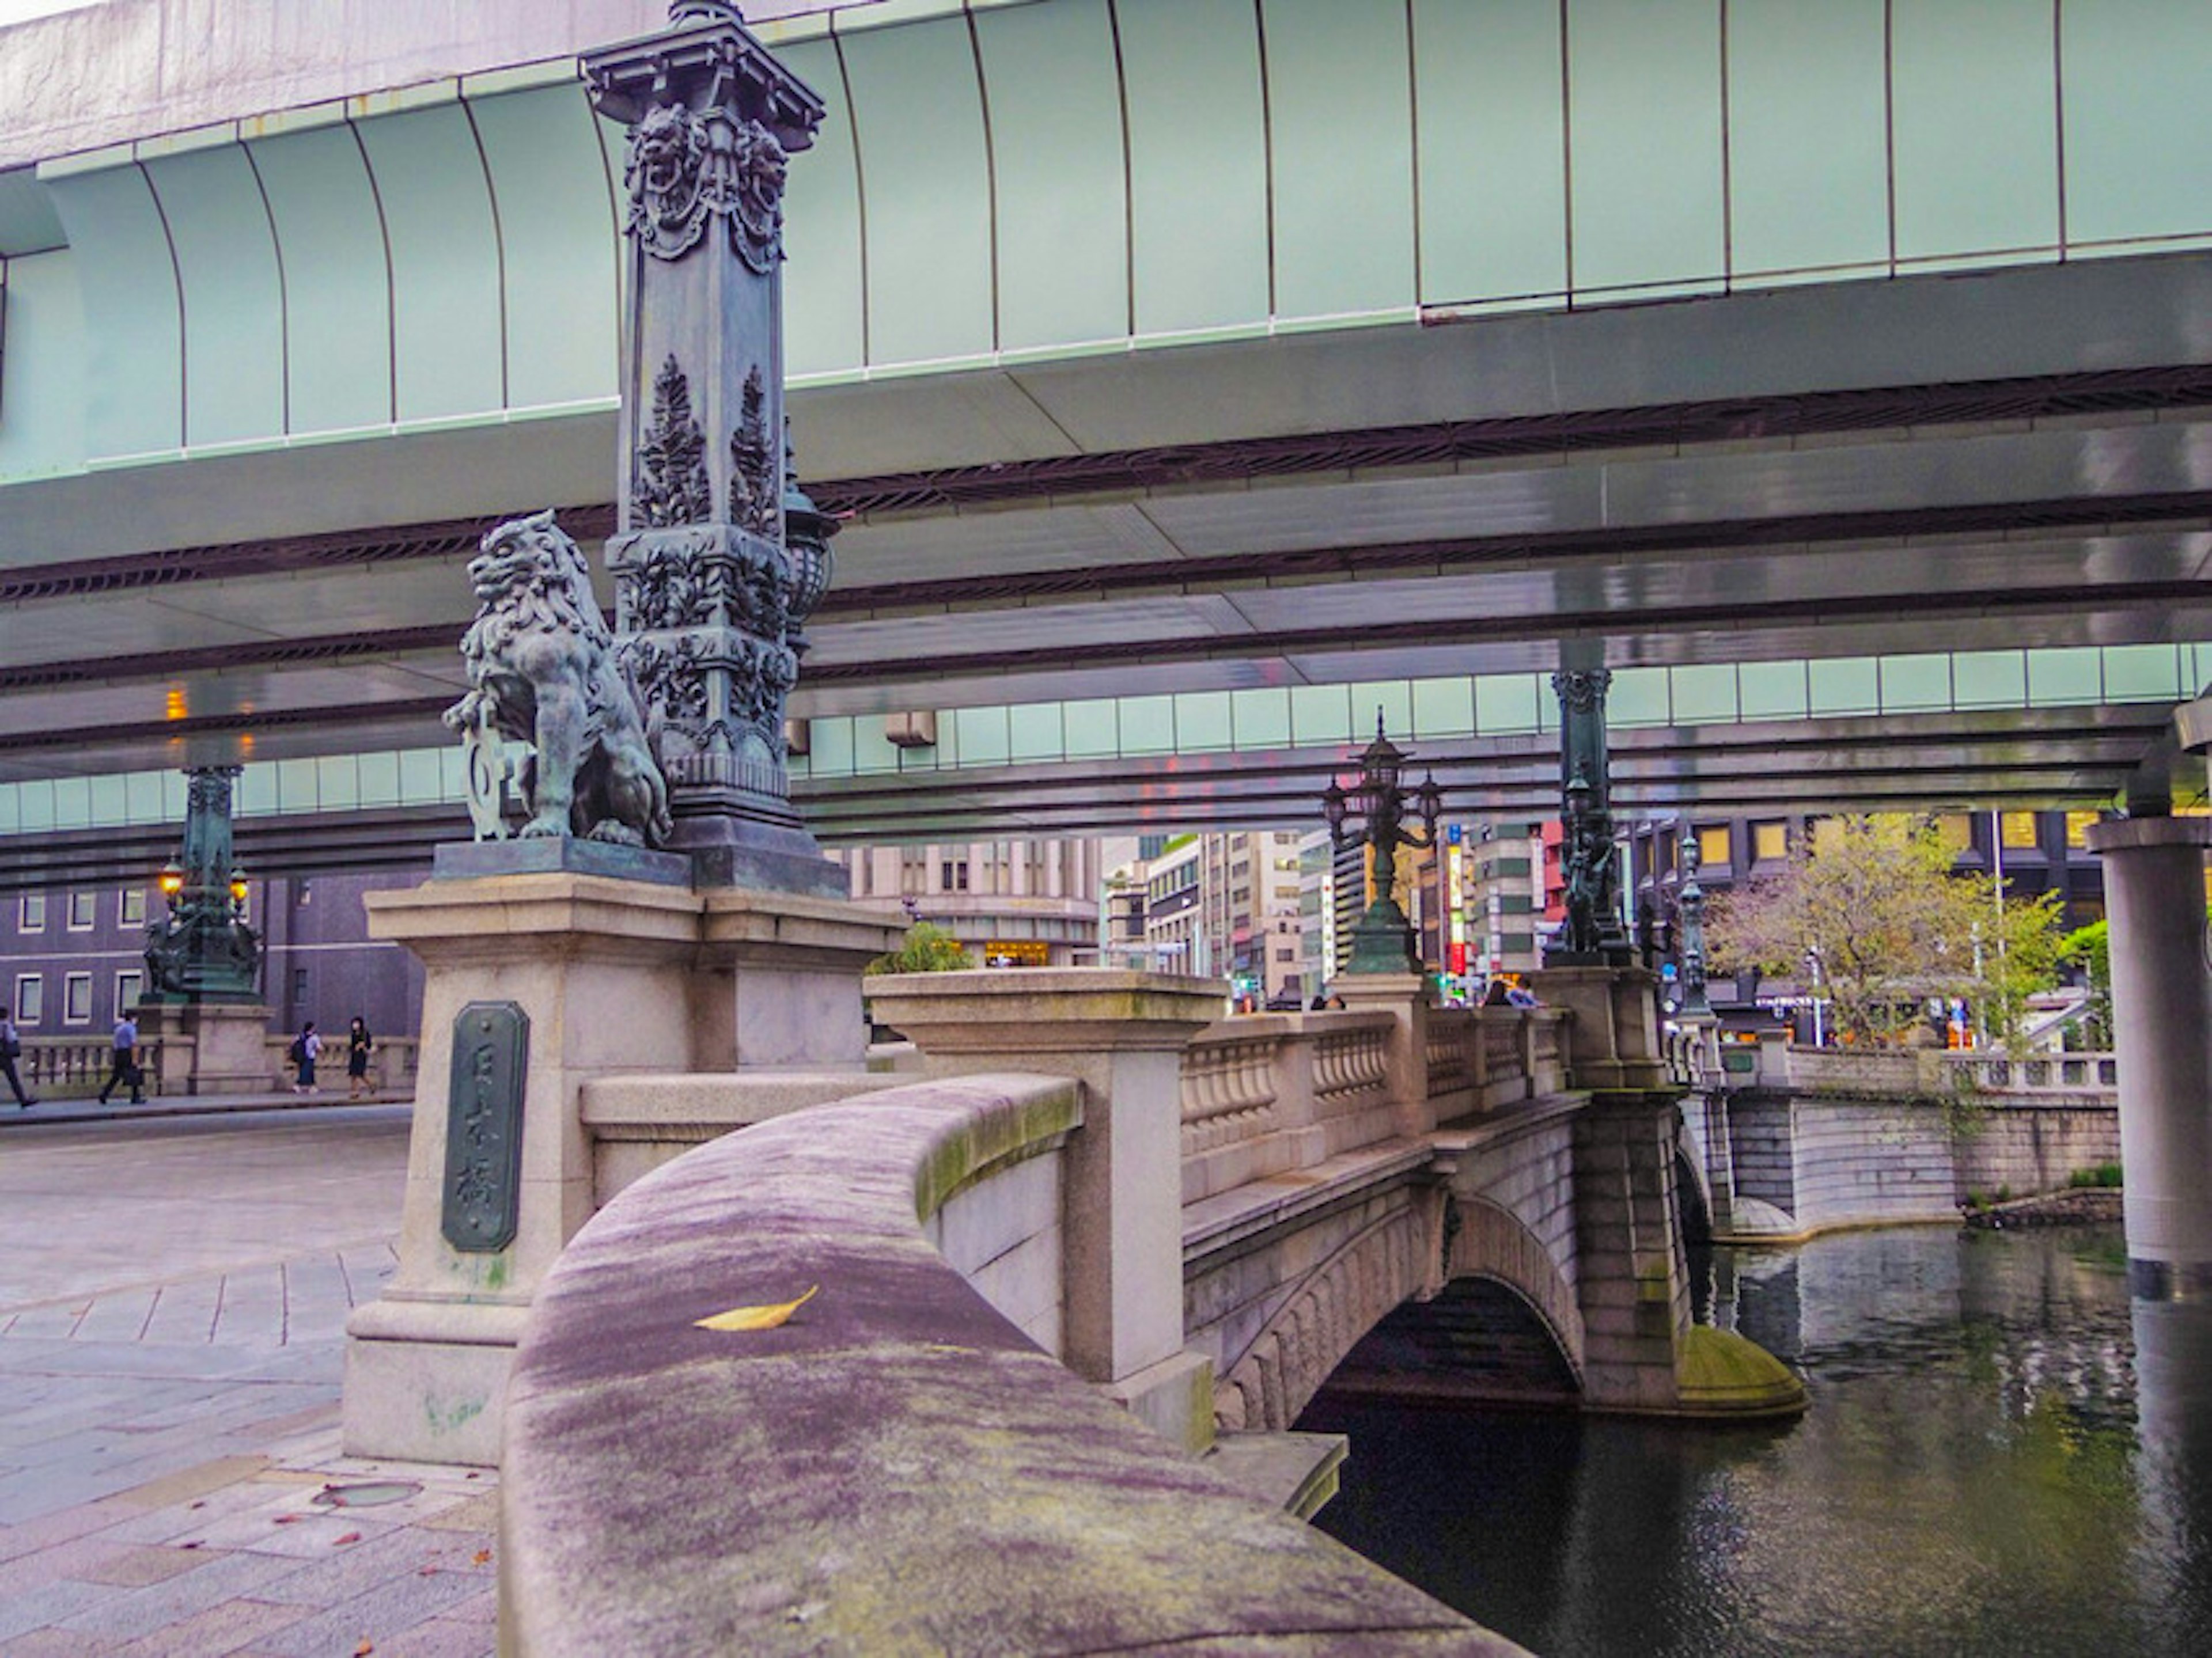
[442,1001,530,1253]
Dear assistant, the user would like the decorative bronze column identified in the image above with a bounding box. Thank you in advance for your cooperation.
[142,766,261,1004]
[585,3,842,895]
[1676,833,1713,1018]
[1322,714,1444,975]
[1549,665,1632,963]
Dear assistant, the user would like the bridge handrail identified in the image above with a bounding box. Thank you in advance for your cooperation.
[1939,1049,2118,1095]
[18,1034,168,1096]
[501,1069,1503,1656]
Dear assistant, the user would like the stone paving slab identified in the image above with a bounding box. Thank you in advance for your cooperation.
[0,1107,495,1656]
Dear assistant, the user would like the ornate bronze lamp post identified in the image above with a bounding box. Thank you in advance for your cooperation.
[1323,714,1444,976]
[1676,832,1713,1019]
[142,766,261,1005]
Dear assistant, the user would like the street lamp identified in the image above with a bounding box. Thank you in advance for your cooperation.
[1325,711,1444,975]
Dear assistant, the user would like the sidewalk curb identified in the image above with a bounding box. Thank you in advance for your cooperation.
[1,1091,414,1129]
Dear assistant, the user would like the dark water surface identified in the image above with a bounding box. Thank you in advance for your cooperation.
[1305,1224,2212,1658]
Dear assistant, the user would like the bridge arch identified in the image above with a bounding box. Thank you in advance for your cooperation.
[1213,1195,1584,1433]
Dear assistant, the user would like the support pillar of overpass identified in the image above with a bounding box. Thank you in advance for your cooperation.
[2085,814,2212,1299]
[862,969,1225,1454]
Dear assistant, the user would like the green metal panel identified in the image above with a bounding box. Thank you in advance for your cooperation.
[851,716,903,774]
[1808,656,1878,715]
[141,146,283,449]
[1009,702,1065,761]
[2061,0,2212,246]
[1669,663,1737,723]
[247,124,393,434]
[0,170,65,256]
[779,38,867,379]
[40,165,182,459]
[1608,666,1669,727]
[1233,687,1292,747]
[955,704,1010,765]
[838,17,995,366]
[2100,643,2183,703]
[1122,695,1176,755]
[316,754,359,812]
[123,770,164,824]
[353,105,504,422]
[1952,648,2028,709]
[1117,0,1271,337]
[397,749,444,806]
[1412,0,1567,306]
[1726,0,1889,280]
[973,0,1130,352]
[467,87,620,413]
[88,775,124,827]
[1880,654,1953,712]
[1263,0,1415,321]
[1350,680,1415,742]
[1065,698,1119,757]
[358,751,400,810]
[1411,676,1473,737]
[1291,684,1351,745]
[1565,0,1725,295]
[1738,659,1808,720]
[2027,646,2101,706]
[1177,690,1233,751]
[1891,0,2060,263]
[810,716,857,777]
[0,249,85,480]
[1475,672,1540,734]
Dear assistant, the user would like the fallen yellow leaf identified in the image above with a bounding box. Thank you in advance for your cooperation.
[695,1285,819,1332]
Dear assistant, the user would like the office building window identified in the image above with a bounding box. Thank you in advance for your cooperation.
[1752,821,1788,863]
[63,972,92,1025]
[119,887,146,927]
[14,974,41,1024]
[941,860,969,893]
[1696,825,1731,868]
[115,971,143,1016]
[18,892,45,932]
[2065,810,2100,850]
[67,890,96,931]
[1999,811,2040,852]
[1933,814,1973,853]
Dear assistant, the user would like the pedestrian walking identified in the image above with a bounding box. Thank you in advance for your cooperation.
[0,1006,36,1109]
[98,1011,143,1105]
[290,1020,321,1094]
[346,1016,374,1100]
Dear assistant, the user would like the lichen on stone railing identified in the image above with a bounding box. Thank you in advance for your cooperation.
[501,1069,1513,1657]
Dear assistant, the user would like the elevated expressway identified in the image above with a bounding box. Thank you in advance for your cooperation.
[0,0,2208,879]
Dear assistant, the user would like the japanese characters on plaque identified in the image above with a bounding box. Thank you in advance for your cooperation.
[441,1002,529,1254]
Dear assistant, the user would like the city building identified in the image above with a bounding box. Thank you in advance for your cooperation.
[833,840,1103,966]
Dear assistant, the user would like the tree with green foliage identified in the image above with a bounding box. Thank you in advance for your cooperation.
[1705,814,2064,1048]
[2058,919,2110,1050]
[865,921,973,976]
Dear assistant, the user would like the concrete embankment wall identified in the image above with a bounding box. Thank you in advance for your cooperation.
[1691,1090,2119,1239]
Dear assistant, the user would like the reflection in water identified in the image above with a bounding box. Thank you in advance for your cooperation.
[1305,1225,2212,1658]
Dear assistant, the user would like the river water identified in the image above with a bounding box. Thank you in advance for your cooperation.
[1304,1224,2212,1657]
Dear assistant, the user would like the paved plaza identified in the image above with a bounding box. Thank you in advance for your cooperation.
[0,1104,503,1656]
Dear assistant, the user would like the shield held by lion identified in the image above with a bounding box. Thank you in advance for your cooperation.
[445,510,674,848]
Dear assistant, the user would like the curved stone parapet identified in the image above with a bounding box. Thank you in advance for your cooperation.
[502,1070,1525,1656]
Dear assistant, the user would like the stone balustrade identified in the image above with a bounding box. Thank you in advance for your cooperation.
[500,1069,1517,1657]
[17,1035,168,1097]
[258,1032,421,1093]
[1179,1005,1572,1206]
[1941,1049,2118,1096]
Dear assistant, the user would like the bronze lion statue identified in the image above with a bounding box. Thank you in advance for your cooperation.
[445,511,673,848]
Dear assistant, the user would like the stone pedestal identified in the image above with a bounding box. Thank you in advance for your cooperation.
[1534,964,1669,1092]
[342,869,900,1466]
[862,969,1223,1451]
[1331,973,1436,1138]
[137,999,273,1095]
[2085,816,2212,1298]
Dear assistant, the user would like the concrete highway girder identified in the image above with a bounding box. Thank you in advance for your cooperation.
[2,255,2210,830]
